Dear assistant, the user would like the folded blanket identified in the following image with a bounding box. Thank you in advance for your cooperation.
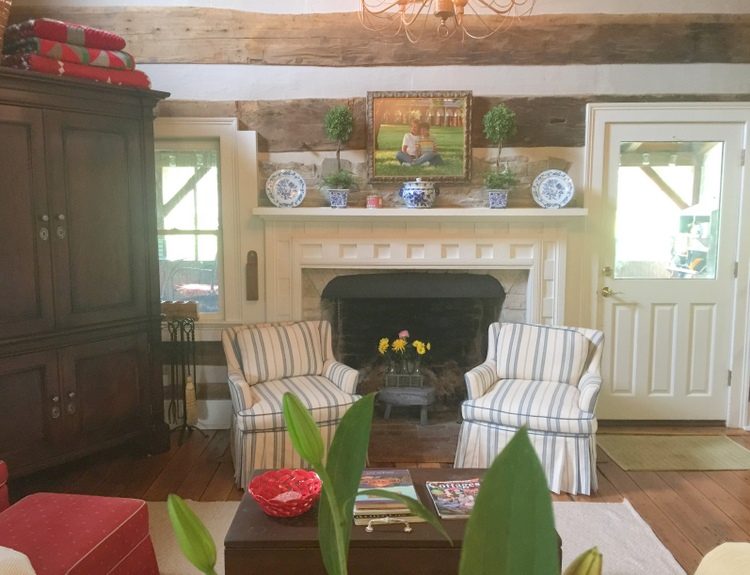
[2,54,150,89]
[6,38,135,70]
[4,18,126,51]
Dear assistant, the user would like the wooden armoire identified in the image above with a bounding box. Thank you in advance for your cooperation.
[0,68,169,476]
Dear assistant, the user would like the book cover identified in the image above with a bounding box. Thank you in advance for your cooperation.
[354,468,418,511]
[425,478,481,519]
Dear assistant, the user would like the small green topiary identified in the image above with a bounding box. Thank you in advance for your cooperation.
[482,104,517,170]
[324,106,354,173]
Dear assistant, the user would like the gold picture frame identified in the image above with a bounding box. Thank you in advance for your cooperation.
[366,91,472,183]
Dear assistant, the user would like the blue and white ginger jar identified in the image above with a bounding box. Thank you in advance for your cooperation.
[399,178,439,208]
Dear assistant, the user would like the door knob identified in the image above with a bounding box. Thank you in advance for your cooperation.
[598,286,621,298]
[601,266,613,277]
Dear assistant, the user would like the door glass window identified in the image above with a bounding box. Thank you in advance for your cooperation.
[156,141,221,313]
[615,141,723,279]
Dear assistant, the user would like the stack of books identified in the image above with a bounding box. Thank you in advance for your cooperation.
[353,469,425,526]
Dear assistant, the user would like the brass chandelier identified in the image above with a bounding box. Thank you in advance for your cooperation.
[358,0,536,43]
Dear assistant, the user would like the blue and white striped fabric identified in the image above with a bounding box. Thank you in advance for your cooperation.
[235,375,358,431]
[495,322,590,385]
[454,420,597,495]
[236,321,324,385]
[222,320,360,487]
[461,379,596,434]
[455,322,604,495]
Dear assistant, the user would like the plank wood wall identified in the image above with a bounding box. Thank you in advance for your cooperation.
[9,9,750,67]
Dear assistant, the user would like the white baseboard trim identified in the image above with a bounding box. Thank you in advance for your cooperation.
[163,399,232,430]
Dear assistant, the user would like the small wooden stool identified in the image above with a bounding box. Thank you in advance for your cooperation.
[379,385,436,425]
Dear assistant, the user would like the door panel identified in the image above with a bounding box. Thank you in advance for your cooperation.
[60,333,148,446]
[0,351,62,473]
[597,123,742,420]
[0,105,54,338]
[45,111,147,327]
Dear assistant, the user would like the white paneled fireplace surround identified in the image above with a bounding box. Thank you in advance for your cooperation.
[258,212,574,328]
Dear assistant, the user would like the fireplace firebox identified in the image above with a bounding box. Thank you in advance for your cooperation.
[321,272,505,404]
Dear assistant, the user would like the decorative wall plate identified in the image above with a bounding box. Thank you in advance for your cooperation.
[266,169,306,207]
[531,170,574,209]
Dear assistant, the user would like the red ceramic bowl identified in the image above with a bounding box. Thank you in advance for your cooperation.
[248,468,322,518]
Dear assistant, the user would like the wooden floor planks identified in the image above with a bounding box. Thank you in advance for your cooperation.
[10,426,750,574]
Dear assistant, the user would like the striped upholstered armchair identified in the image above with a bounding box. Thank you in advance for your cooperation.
[222,321,360,487]
[454,322,604,495]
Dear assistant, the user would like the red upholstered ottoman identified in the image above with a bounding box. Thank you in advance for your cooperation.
[0,492,159,575]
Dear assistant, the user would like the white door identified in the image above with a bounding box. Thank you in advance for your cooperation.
[595,122,744,420]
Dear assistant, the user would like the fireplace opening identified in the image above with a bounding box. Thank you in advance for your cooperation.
[321,272,506,407]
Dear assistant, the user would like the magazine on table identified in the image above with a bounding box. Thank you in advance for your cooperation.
[354,468,418,513]
[425,478,481,519]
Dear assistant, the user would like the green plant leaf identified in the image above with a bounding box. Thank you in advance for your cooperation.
[282,392,325,468]
[324,106,354,145]
[166,494,218,575]
[358,488,451,543]
[319,393,376,575]
[459,427,559,575]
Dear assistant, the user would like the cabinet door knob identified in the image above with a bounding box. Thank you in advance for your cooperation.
[40,214,50,222]
[67,391,76,399]
[51,395,60,403]
[56,214,66,221]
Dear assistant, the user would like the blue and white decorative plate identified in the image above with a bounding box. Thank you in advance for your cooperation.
[265,169,306,208]
[531,170,574,209]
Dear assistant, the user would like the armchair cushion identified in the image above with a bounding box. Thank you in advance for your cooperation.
[235,375,358,432]
[237,321,324,385]
[495,323,590,386]
[461,378,596,435]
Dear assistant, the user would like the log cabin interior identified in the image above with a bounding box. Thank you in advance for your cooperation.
[1,0,750,573]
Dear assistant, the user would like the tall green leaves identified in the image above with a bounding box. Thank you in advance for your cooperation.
[167,494,218,575]
[459,427,559,575]
[283,392,375,575]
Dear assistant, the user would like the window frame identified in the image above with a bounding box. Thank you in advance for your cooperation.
[154,117,257,338]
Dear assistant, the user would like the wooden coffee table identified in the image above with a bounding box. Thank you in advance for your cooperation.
[225,468,560,575]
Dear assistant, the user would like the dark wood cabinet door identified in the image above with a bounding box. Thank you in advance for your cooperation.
[45,111,148,328]
[0,105,55,339]
[0,351,62,474]
[59,333,150,447]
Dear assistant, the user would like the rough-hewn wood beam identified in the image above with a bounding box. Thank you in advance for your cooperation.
[9,8,750,66]
[157,94,750,152]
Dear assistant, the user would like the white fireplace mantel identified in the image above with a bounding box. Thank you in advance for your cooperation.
[259,208,586,327]
[253,207,587,221]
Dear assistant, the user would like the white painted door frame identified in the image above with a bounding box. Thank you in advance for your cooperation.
[584,102,750,428]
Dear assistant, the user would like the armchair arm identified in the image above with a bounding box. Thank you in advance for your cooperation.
[465,360,497,400]
[577,371,602,415]
[323,360,359,395]
[226,368,258,412]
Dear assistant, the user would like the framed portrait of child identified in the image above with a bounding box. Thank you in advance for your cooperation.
[366,91,472,183]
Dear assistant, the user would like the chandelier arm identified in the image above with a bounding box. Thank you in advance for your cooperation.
[473,0,536,16]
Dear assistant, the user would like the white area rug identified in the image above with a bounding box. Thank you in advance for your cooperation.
[148,499,686,575]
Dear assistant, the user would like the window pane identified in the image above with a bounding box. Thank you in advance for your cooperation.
[156,141,221,314]
[615,141,722,279]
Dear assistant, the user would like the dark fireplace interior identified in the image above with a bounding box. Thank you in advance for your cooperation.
[321,272,506,407]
